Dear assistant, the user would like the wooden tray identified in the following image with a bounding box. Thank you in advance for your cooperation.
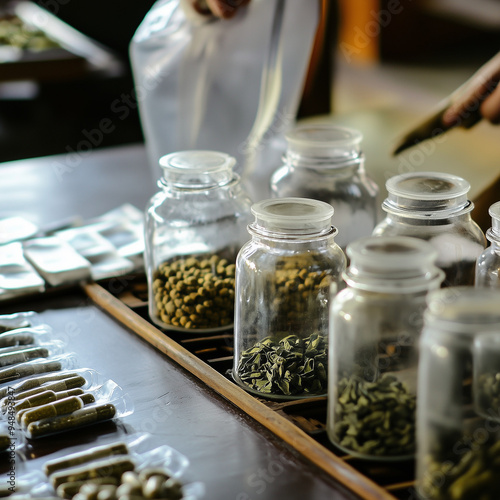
[84,278,417,500]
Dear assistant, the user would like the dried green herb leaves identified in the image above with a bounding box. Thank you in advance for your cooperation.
[238,333,327,397]
[422,440,500,500]
[333,373,416,457]
[153,254,235,330]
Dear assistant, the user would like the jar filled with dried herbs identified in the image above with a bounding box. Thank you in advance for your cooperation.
[475,201,500,288]
[372,172,486,286]
[233,198,346,400]
[416,287,500,500]
[269,124,379,251]
[328,236,444,460]
[145,151,253,332]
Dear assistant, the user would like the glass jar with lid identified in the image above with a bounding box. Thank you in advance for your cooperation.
[373,171,486,286]
[144,150,253,332]
[476,201,500,288]
[327,236,444,460]
[232,197,346,400]
[269,124,379,250]
[416,287,500,500]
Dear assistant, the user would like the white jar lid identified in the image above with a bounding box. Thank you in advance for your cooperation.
[159,150,236,188]
[344,235,444,292]
[285,123,362,160]
[383,172,473,218]
[251,197,334,234]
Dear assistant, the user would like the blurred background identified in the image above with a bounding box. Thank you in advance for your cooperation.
[0,0,499,178]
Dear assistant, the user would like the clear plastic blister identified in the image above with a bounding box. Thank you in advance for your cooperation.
[0,339,65,370]
[0,324,53,349]
[18,378,134,440]
[29,433,204,500]
[0,367,103,416]
[0,352,78,385]
[0,311,41,333]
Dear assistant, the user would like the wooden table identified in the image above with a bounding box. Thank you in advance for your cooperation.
[0,144,364,500]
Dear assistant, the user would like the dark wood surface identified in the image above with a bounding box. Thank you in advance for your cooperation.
[0,144,361,500]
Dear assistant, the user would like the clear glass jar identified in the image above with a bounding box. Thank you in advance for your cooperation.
[144,150,253,332]
[269,124,379,250]
[327,236,444,460]
[373,172,486,287]
[476,201,500,288]
[233,197,346,400]
[416,287,500,500]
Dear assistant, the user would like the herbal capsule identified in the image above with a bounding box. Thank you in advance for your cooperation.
[50,455,134,488]
[162,477,184,500]
[0,371,79,399]
[0,346,49,367]
[0,359,62,384]
[115,482,142,497]
[14,390,58,412]
[0,331,34,348]
[27,403,117,439]
[56,478,119,499]
[21,395,84,427]
[15,391,82,423]
[138,468,170,483]
[14,375,86,401]
[95,485,117,500]
[45,441,129,476]
[0,343,38,354]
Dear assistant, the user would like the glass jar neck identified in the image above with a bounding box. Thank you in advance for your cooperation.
[382,210,473,225]
[248,223,338,243]
[159,171,238,191]
[284,150,363,173]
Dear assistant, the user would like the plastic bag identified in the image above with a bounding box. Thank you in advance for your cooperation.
[130,0,321,198]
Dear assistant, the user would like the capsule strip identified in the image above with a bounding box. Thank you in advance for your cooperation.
[44,441,129,476]
[50,455,133,488]
[0,346,49,367]
[0,359,61,384]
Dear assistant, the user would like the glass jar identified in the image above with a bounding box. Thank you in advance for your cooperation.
[327,236,444,460]
[269,124,379,250]
[416,287,500,500]
[476,201,500,288]
[144,150,253,332]
[233,197,346,400]
[373,172,486,287]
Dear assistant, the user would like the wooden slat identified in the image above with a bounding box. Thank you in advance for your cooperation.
[83,282,397,500]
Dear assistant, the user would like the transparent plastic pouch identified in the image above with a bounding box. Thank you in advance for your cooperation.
[32,434,204,500]
[22,378,133,439]
[0,352,78,385]
[0,324,53,349]
[0,311,41,333]
[130,0,321,191]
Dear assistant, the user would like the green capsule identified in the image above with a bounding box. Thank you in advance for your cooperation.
[27,403,116,440]
[21,395,84,427]
[50,455,134,488]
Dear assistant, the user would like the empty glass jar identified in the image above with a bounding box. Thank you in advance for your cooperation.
[233,197,346,400]
[144,150,253,332]
[475,201,500,288]
[416,287,500,500]
[373,172,486,286]
[328,236,444,460]
[269,124,379,250]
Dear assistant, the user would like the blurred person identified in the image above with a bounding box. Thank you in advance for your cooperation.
[443,51,500,127]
